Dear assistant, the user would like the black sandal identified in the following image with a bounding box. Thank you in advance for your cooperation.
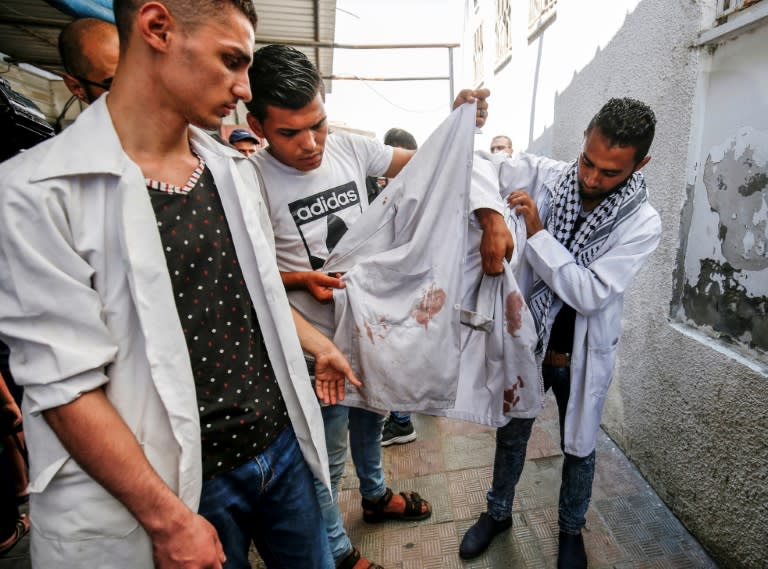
[335,547,383,569]
[361,487,432,523]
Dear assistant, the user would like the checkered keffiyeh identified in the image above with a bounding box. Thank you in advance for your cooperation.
[528,160,648,354]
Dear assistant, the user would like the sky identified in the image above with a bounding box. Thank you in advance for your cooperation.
[325,0,466,146]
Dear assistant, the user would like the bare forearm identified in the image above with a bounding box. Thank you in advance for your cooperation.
[280,271,307,291]
[0,372,15,406]
[43,388,191,534]
[281,270,344,302]
[475,208,514,275]
[291,308,361,403]
[291,307,331,356]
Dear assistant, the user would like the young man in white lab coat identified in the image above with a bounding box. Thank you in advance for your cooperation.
[460,98,662,569]
[0,1,360,568]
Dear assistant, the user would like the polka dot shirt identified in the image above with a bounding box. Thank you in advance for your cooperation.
[148,162,290,479]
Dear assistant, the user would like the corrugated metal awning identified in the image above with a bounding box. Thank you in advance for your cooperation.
[0,0,336,90]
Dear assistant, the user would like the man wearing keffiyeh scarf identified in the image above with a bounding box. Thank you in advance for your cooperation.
[528,158,650,356]
[460,98,661,569]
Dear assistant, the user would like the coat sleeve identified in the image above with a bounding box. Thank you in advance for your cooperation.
[0,174,115,415]
[469,154,505,215]
[524,206,662,316]
[498,152,569,203]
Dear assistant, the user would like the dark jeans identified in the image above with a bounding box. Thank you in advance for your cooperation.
[198,427,333,569]
[0,445,20,541]
[487,365,596,534]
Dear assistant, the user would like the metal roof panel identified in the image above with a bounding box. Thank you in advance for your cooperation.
[0,0,337,80]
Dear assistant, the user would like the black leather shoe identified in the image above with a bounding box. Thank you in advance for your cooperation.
[557,531,587,569]
[459,512,512,559]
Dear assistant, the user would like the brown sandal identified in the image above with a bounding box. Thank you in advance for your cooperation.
[335,547,383,569]
[361,487,432,523]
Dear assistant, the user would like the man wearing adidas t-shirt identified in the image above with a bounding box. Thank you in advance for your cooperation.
[246,45,509,569]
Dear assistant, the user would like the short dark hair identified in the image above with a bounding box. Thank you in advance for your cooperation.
[587,97,656,163]
[246,44,322,122]
[113,0,258,46]
[383,128,417,150]
[58,18,116,76]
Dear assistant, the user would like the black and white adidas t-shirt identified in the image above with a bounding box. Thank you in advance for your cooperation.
[253,131,392,334]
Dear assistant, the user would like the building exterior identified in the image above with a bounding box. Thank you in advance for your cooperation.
[461,1,767,567]
[0,0,338,137]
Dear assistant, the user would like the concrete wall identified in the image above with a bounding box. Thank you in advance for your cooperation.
[462,1,767,567]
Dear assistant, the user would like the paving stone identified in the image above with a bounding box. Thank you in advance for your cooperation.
[154,398,721,569]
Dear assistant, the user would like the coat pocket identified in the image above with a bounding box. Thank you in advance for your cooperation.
[585,340,618,398]
[32,456,140,541]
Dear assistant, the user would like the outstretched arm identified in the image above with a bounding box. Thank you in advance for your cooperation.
[452,88,491,127]
[291,308,362,405]
[381,88,492,180]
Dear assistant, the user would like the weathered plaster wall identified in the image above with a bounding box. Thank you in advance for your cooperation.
[674,24,768,361]
[633,21,768,567]
[464,0,768,566]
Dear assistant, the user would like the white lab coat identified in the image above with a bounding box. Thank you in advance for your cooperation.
[326,106,543,425]
[0,97,329,568]
[498,152,662,457]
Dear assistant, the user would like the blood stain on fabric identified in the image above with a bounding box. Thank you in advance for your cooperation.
[365,322,374,343]
[505,291,524,337]
[503,375,525,412]
[411,285,447,328]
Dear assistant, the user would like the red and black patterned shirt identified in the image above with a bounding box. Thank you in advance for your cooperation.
[147,159,290,479]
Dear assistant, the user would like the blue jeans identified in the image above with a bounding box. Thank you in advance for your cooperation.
[487,365,596,534]
[314,404,387,561]
[198,427,333,569]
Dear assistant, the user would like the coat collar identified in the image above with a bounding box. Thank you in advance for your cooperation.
[30,95,246,183]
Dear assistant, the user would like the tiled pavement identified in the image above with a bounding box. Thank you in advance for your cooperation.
[329,392,719,569]
[1,392,719,569]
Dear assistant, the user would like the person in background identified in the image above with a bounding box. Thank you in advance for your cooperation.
[490,134,514,156]
[0,1,360,567]
[460,98,661,569]
[375,127,420,447]
[383,127,416,150]
[58,17,119,104]
[228,128,261,157]
[364,128,417,203]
